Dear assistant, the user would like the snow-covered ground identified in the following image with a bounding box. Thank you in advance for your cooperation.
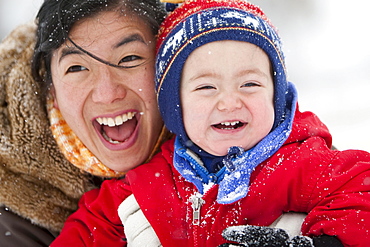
[1,0,369,152]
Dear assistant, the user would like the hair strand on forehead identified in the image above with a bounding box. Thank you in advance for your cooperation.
[31,0,166,98]
[66,36,143,69]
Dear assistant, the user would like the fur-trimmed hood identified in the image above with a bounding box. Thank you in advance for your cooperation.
[0,22,96,233]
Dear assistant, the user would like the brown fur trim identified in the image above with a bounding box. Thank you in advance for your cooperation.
[0,23,96,233]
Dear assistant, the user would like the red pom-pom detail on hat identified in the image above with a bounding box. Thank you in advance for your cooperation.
[156,0,276,53]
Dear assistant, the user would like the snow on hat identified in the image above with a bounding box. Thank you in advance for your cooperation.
[156,0,287,142]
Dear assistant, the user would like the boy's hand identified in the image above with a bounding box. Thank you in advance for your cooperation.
[218,225,313,247]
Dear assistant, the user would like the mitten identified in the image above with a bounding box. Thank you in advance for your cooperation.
[218,225,313,247]
[218,225,344,247]
[269,212,306,236]
[118,194,162,247]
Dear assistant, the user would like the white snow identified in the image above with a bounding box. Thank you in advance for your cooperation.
[1,0,370,152]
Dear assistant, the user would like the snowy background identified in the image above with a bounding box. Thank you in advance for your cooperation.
[1,0,369,152]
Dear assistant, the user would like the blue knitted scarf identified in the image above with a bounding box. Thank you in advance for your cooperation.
[173,83,297,204]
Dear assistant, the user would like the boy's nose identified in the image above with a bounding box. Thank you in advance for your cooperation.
[217,93,243,112]
[91,66,127,104]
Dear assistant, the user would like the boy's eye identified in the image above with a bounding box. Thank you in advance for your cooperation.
[195,85,216,90]
[67,65,88,73]
[242,82,260,87]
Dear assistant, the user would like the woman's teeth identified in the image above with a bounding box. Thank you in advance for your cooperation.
[96,112,136,127]
[102,132,122,144]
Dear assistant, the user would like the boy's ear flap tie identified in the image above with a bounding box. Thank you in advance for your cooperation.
[160,0,184,3]
[160,0,184,12]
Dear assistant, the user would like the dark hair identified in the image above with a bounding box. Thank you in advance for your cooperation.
[31,0,166,95]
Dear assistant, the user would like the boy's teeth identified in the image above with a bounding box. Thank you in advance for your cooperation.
[221,121,239,126]
[96,112,136,126]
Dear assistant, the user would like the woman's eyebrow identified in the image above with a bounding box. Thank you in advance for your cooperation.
[59,47,84,63]
[57,34,147,65]
[113,33,146,49]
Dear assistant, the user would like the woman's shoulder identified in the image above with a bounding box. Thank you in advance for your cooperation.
[0,22,36,67]
[0,22,97,234]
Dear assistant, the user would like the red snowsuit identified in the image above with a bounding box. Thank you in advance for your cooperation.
[51,110,370,247]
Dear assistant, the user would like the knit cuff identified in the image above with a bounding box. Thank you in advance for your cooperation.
[313,235,343,247]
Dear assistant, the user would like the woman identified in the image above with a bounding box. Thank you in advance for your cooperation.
[0,0,169,246]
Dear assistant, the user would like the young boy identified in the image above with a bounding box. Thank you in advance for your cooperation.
[52,0,370,246]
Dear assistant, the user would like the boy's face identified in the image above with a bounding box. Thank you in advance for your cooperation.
[181,40,274,156]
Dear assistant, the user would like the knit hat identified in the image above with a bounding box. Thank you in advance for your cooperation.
[156,0,287,145]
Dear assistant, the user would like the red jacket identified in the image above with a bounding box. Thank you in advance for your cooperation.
[51,110,370,247]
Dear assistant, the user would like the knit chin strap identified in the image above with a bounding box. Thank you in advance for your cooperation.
[47,94,126,178]
[160,0,184,3]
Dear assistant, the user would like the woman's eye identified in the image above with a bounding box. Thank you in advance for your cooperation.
[67,65,88,73]
[119,55,141,64]
[117,55,145,68]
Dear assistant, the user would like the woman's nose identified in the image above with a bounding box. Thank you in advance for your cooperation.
[91,66,127,104]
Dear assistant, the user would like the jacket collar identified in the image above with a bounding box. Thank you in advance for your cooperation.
[173,82,298,204]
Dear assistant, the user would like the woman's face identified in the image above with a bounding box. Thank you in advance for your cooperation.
[50,11,163,172]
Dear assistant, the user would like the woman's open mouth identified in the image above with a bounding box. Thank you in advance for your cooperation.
[95,112,138,145]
